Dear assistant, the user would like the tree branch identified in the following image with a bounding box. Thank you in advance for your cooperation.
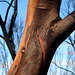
[8,0,17,38]
[65,41,71,44]
[0,15,16,60]
[65,35,75,50]
[40,10,75,75]
[0,35,5,40]
[0,0,14,7]
[0,15,7,35]
[4,0,14,26]
[52,61,75,75]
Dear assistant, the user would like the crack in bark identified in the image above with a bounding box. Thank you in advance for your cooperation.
[37,29,45,74]
[25,31,33,53]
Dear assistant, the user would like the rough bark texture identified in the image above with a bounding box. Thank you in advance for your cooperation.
[8,0,75,75]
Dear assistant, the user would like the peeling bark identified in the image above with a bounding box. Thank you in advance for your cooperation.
[8,0,75,75]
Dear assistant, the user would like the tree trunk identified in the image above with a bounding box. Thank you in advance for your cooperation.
[8,0,75,75]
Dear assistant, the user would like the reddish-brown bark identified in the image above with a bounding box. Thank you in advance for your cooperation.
[8,0,75,75]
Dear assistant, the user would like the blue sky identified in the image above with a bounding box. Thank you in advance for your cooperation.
[0,0,28,22]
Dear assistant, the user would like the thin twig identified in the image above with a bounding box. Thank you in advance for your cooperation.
[0,35,7,44]
[8,0,17,38]
[68,36,73,44]
[0,0,14,7]
[4,0,14,26]
[65,41,71,44]
[65,35,75,50]
[52,61,75,75]
[0,35,4,39]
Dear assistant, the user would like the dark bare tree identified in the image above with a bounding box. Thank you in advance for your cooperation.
[0,0,17,60]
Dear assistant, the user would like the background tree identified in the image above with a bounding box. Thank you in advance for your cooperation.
[0,17,24,75]
[0,0,25,74]
[0,0,17,60]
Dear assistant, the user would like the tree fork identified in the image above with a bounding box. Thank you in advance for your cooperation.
[0,15,16,60]
[8,0,75,75]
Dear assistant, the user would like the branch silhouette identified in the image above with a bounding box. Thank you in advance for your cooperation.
[52,61,75,75]
[4,0,14,25]
[0,0,14,7]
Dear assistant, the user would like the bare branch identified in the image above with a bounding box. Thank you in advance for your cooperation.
[8,0,17,38]
[4,0,14,26]
[0,35,8,44]
[0,35,4,39]
[0,15,16,60]
[68,35,73,44]
[0,0,14,7]
[0,15,7,35]
[65,41,71,44]
[52,61,75,75]
[65,35,75,50]
[0,15,3,25]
